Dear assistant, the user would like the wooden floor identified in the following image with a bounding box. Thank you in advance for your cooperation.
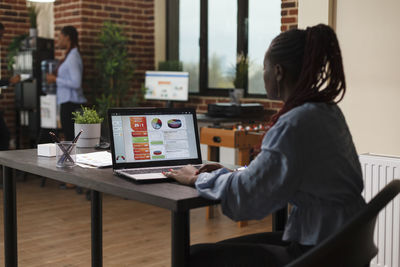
[0,174,272,266]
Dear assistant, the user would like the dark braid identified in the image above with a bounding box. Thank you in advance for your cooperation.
[268,24,346,126]
[57,26,79,74]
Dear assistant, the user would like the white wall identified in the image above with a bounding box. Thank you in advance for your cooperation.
[299,0,400,156]
[335,0,400,155]
[29,2,54,39]
[298,0,334,28]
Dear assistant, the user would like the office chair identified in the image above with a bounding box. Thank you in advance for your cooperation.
[286,179,400,267]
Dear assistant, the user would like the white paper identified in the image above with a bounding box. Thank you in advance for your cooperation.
[76,151,112,168]
[40,95,57,128]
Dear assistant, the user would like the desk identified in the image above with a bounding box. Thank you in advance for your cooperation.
[0,149,218,267]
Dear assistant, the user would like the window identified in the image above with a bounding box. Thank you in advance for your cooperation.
[208,0,237,89]
[248,0,281,94]
[174,0,280,96]
[179,0,200,93]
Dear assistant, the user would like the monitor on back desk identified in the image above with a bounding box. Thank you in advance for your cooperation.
[144,71,189,106]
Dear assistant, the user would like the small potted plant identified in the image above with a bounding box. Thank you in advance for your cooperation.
[72,106,104,148]
[27,6,39,37]
[230,53,248,105]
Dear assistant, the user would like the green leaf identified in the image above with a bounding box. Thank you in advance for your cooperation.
[72,106,104,124]
[92,21,139,117]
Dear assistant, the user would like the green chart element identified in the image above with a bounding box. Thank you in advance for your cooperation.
[152,155,165,159]
[132,137,149,143]
[150,140,163,145]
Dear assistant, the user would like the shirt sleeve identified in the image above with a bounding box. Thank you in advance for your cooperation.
[56,52,83,90]
[195,120,303,221]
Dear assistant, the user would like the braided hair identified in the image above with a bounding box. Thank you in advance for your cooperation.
[57,26,79,73]
[268,24,346,126]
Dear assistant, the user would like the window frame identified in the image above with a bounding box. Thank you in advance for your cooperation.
[168,0,268,97]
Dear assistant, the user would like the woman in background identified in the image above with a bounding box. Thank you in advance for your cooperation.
[165,24,365,266]
[47,25,86,141]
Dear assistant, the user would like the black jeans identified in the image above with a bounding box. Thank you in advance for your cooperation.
[60,102,81,141]
[190,231,313,267]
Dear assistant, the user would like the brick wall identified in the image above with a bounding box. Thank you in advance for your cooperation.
[53,0,154,103]
[0,0,29,146]
[281,0,298,31]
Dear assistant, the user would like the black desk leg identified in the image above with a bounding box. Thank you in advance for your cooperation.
[91,190,103,267]
[272,207,288,232]
[171,211,190,267]
[3,166,17,267]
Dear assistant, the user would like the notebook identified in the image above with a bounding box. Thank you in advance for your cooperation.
[108,107,202,181]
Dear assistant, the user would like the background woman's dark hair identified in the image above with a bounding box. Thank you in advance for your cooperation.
[0,22,4,30]
[57,25,79,72]
[268,24,346,126]
[61,25,79,49]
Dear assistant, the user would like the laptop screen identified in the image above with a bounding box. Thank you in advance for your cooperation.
[108,108,202,169]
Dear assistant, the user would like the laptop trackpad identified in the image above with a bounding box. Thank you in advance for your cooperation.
[130,173,167,180]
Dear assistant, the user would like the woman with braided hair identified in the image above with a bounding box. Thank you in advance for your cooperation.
[165,24,365,266]
[46,25,87,142]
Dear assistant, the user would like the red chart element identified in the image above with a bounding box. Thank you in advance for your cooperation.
[134,154,151,160]
[134,148,150,154]
[131,131,148,137]
[132,143,149,148]
[130,117,147,131]
[130,116,150,160]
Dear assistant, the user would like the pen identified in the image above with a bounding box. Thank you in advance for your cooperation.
[72,129,83,144]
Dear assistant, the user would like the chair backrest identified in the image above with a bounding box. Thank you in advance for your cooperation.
[286,180,400,267]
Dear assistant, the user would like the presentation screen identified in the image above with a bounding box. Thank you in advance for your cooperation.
[144,71,189,101]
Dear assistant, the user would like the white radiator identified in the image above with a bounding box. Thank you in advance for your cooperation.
[359,154,400,267]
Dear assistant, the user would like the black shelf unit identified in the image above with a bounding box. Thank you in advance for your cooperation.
[14,36,54,148]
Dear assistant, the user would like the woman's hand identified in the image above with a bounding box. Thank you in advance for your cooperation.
[9,74,20,85]
[46,73,57,84]
[164,165,199,186]
[197,163,227,174]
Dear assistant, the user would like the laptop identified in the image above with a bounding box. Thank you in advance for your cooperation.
[108,107,202,181]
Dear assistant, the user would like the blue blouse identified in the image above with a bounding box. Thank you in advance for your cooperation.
[195,102,366,246]
[56,48,87,105]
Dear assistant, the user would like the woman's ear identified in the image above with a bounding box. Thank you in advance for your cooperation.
[274,64,283,82]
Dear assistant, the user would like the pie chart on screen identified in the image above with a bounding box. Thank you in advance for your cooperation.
[167,119,182,129]
[151,118,162,129]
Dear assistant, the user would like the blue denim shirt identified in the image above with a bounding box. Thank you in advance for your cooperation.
[56,48,87,105]
[196,102,365,246]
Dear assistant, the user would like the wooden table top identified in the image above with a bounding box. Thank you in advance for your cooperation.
[0,149,218,212]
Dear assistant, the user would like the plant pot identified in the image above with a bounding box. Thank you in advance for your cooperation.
[74,123,101,148]
[29,28,37,37]
[229,88,244,105]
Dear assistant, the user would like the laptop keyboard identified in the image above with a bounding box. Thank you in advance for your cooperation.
[123,165,201,175]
